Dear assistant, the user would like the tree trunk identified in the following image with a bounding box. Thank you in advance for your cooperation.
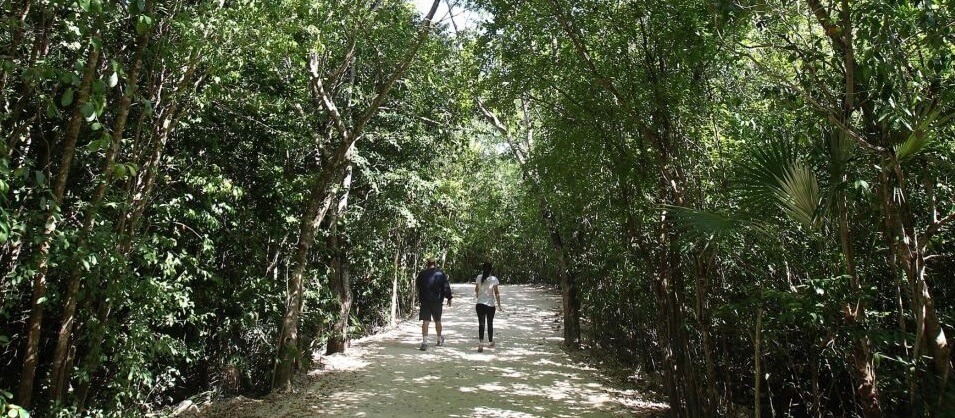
[390,243,401,327]
[0,0,34,100]
[17,42,101,408]
[48,3,154,400]
[543,207,580,346]
[475,99,581,347]
[326,164,354,355]
[754,304,764,418]
[75,59,196,408]
[273,0,440,389]
[878,164,952,406]
[272,175,336,390]
[837,190,881,417]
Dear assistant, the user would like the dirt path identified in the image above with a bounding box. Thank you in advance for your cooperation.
[196,284,667,417]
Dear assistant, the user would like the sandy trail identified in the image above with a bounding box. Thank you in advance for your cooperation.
[197,284,666,417]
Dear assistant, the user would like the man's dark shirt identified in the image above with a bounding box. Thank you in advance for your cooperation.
[416,267,452,303]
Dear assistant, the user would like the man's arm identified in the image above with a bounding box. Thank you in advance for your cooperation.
[443,274,453,306]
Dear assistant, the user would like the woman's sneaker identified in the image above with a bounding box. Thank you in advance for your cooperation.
[419,343,427,351]
[488,341,495,348]
[477,344,484,353]
[436,336,446,346]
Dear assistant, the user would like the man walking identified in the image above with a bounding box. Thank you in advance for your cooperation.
[416,258,452,351]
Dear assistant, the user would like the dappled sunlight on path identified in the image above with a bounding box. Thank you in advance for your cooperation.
[198,284,667,417]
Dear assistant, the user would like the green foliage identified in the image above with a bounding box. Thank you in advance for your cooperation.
[1,0,952,416]
[0,390,29,418]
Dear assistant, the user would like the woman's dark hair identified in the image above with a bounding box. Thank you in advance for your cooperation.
[480,262,493,281]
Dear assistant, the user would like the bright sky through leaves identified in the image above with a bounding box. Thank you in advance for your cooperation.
[411,0,483,32]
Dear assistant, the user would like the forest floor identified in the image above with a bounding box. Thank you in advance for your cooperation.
[192,284,668,417]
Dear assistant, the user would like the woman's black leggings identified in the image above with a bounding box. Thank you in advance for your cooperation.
[476,303,496,342]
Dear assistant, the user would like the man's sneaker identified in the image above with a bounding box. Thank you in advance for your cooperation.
[419,343,427,351]
[436,336,446,346]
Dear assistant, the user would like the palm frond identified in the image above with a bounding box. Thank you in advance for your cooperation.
[736,140,797,215]
[896,107,942,160]
[735,139,821,230]
[774,161,820,229]
[664,205,744,239]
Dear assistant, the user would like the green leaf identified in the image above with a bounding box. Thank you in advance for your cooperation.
[79,0,91,12]
[896,108,941,160]
[664,205,743,239]
[46,101,59,118]
[775,161,820,229]
[113,163,127,179]
[61,88,75,107]
[92,79,106,95]
[80,102,95,119]
[137,15,153,35]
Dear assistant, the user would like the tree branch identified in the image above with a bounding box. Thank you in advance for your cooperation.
[310,52,350,141]
[805,0,847,54]
[351,0,440,140]
[921,212,955,251]
[547,0,627,107]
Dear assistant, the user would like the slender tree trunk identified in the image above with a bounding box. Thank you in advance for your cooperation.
[326,164,354,355]
[837,191,881,417]
[273,0,440,390]
[878,163,952,405]
[475,99,581,346]
[74,292,111,410]
[0,0,33,96]
[543,206,580,346]
[695,252,718,415]
[0,0,33,104]
[75,58,196,408]
[17,42,101,408]
[6,6,56,159]
[48,3,154,400]
[390,243,401,327]
[754,304,764,418]
[272,177,332,390]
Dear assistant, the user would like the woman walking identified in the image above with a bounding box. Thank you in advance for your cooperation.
[475,262,502,352]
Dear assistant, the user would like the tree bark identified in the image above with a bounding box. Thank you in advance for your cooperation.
[272,0,441,390]
[48,2,155,400]
[18,41,101,408]
[390,241,401,327]
[75,57,197,409]
[475,98,581,346]
[326,164,354,355]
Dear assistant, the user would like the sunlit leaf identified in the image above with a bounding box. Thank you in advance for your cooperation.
[61,88,75,107]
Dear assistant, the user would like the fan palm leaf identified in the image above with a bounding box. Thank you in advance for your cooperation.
[736,139,821,230]
[775,161,820,229]
[895,107,942,161]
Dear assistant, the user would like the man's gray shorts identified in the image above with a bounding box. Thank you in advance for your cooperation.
[419,301,444,321]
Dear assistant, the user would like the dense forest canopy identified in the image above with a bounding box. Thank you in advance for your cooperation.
[1,0,953,416]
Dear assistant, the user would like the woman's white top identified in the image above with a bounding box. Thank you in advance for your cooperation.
[475,274,500,307]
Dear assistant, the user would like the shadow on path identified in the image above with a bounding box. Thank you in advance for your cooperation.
[197,284,667,417]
